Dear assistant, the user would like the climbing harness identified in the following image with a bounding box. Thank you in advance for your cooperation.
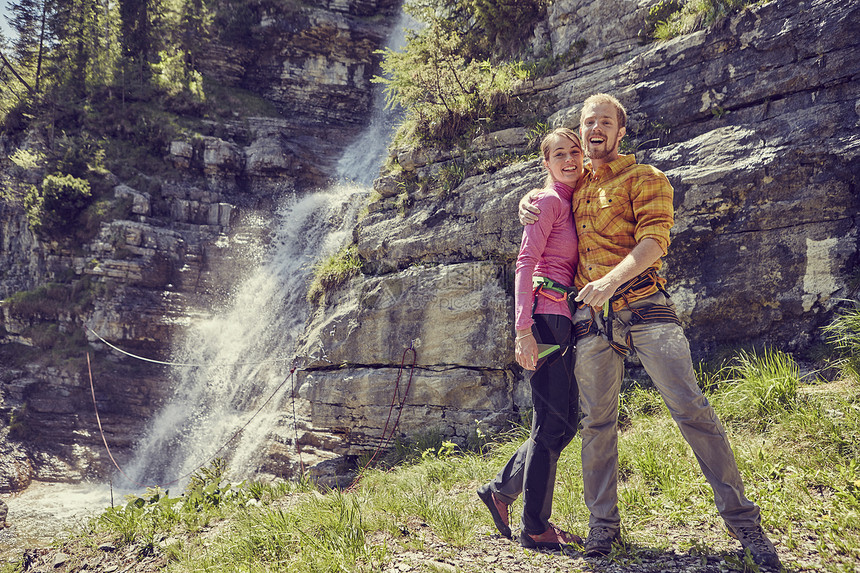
[573,268,681,357]
[532,276,579,318]
[524,277,579,362]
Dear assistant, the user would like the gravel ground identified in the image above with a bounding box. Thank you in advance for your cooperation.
[11,514,842,573]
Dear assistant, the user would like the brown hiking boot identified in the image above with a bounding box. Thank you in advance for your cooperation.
[728,524,782,570]
[520,523,582,550]
[476,484,511,538]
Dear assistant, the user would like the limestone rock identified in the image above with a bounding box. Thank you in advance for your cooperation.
[548,0,654,58]
[168,141,194,168]
[471,127,530,152]
[356,162,539,273]
[113,184,151,217]
[301,262,513,368]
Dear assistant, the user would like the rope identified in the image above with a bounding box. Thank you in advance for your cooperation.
[88,328,416,491]
[88,351,298,489]
[346,342,418,492]
[86,326,292,367]
[290,361,305,476]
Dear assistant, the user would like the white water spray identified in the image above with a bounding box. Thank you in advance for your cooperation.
[123,12,412,488]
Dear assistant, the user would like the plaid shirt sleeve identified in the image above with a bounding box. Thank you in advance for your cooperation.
[630,165,673,255]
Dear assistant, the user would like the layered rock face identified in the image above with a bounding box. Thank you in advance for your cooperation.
[0,0,400,490]
[294,0,859,475]
[0,0,857,489]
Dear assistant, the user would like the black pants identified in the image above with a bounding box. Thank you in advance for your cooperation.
[488,314,579,534]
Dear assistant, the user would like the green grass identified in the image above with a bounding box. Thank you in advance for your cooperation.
[306,244,363,305]
[4,320,860,572]
[648,0,769,41]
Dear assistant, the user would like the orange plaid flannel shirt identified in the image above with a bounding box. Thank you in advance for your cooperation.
[573,154,674,310]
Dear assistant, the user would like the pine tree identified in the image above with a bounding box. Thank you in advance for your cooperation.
[8,0,49,91]
[179,0,210,71]
[119,0,155,82]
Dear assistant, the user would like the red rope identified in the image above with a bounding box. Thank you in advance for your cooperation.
[346,344,417,492]
[87,352,297,489]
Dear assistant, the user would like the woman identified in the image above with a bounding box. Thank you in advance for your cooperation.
[477,127,582,550]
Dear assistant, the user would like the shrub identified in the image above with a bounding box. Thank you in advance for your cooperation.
[24,173,93,238]
[650,0,761,40]
[376,0,547,146]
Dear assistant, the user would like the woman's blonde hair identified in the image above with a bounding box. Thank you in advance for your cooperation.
[540,128,582,188]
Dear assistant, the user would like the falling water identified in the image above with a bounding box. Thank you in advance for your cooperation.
[122,12,412,488]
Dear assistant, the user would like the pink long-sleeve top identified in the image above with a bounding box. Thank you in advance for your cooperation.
[514,181,579,331]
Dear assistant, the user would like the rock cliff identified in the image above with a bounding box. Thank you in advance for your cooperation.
[295,0,859,478]
[0,0,857,489]
[0,0,400,490]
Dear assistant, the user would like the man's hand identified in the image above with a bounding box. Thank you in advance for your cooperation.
[518,189,542,225]
[574,276,619,309]
[574,239,665,309]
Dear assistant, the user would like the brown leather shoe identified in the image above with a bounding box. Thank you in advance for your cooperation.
[520,523,583,550]
[476,484,511,538]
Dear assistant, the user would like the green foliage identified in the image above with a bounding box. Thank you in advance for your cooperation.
[55,132,106,177]
[708,348,800,429]
[184,458,233,511]
[821,301,860,382]
[438,160,466,193]
[642,0,684,41]
[306,244,363,305]
[0,0,220,128]
[24,172,92,238]
[650,0,763,40]
[4,280,96,318]
[377,29,515,146]
[8,148,45,170]
[377,0,551,147]
[619,383,667,428]
[405,0,548,61]
[21,357,860,571]
[150,48,205,102]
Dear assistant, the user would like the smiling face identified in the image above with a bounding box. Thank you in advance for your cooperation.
[580,100,627,168]
[543,132,583,187]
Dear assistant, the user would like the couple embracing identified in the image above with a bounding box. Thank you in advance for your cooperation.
[477,94,781,570]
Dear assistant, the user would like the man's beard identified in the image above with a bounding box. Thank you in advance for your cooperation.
[586,133,619,160]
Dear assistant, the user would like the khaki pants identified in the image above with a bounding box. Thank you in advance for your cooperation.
[573,292,761,530]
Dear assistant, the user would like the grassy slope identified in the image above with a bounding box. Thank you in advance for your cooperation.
[5,350,858,573]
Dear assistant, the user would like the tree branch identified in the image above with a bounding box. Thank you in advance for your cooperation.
[0,50,35,94]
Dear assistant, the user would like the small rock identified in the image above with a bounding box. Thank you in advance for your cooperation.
[52,552,69,568]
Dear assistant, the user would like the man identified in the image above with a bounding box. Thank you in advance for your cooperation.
[519,93,781,569]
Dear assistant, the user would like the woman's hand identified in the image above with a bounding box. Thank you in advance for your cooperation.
[515,329,539,371]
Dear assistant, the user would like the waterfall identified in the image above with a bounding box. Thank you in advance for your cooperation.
[123,12,411,487]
